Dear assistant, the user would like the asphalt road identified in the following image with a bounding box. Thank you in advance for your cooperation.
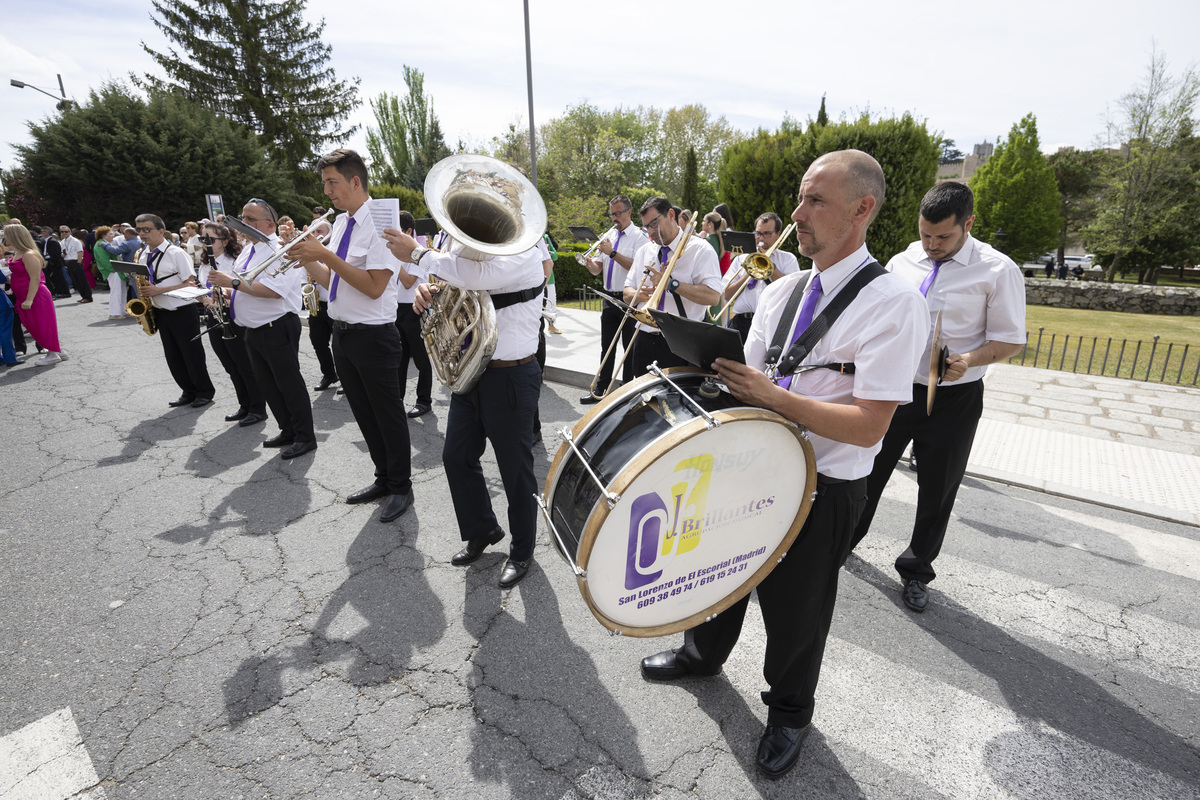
[1,298,1197,799]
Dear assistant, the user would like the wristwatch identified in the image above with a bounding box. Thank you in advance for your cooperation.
[409,245,428,265]
[231,277,242,290]
[668,278,680,294]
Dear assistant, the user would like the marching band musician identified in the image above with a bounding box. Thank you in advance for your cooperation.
[133,213,216,409]
[393,210,434,419]
[289,149,414,522]
[580,194,648,404]
[721,212,802,342]
[383,216,545,590]
[622,196,722,376]
[305,206,340,393]
[197,221,268,428]
[208,200,316,459]
[638,151,928,778]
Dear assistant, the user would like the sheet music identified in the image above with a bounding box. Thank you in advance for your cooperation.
[164,286,211,300]
[368,197,400,236]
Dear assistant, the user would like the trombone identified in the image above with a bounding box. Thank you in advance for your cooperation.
[575,225,617,267]
[586,211,701,399]
[708,221,796,324]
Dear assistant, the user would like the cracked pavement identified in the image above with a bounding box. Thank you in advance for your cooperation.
[1,301,1198,799]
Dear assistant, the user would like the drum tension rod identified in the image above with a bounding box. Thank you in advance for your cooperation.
[534,494,586,578]
[647,363,720,430]
[560,429,620,508]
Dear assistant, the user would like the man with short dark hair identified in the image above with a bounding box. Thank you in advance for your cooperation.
[639,151,928,778]
[720,211,801,342]
[133,213,216,408]
[850,181,1026,612]
[622,196,722,377]
[580,194,649,402]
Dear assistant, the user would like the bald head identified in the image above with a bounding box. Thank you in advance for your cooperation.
[810,149,886,224]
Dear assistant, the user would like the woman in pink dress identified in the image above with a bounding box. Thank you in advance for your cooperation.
[3,223,68,365]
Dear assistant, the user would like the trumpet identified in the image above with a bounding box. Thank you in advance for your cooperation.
[575,225,617,267]
[240,208,336,284]
[708,221,796,324]
[586,211,700,399]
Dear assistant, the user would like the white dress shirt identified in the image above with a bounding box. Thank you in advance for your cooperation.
[726,248,802,315]
[60,235,83,262]
[421,245,545,361]
[887,235,1026,386]
[228,239,301,328]
[595,224,650,292]
[746,244,928,480]
[197,251,236,289]
[625,228,723,332]
[326,200,403,325]
[395,256,427,305]
[141,243,195,311]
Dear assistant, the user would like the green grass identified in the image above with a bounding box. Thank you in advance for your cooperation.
[1011,306,1200,385]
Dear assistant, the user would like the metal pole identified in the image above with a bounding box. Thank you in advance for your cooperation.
[523,0,537,187]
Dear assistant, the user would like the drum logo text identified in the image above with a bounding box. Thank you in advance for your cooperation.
[625,455,712,591]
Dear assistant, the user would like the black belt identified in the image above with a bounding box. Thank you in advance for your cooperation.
[488,355,536,369]
[332,320,391,330]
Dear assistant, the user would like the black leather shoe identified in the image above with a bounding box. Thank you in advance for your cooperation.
[450,528,505,566]
[902,579,928,612]
[238,412,268,427]
[190,397,212,408]
[168,395,195,407]
[262,433,295,448]
[640,649,691,680]
[314,376,339,391]
[498,557,530,589]
[224,407,249,422]
[580,394,601,404]
[280,440,317,460]
[380,491,414,522]
[756,724,810,778]
[346,484,388,504]
[335,388,345,395]
[406,403,431,418]
[908,451,918,472]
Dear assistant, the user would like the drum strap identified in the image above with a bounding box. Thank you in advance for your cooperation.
[492,280,548,310]
[766,262,887,379]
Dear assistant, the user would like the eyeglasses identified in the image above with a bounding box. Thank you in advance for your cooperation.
[135,226,155,233]
[753,230,778,238]
[643,215,662,232]
[608,207,631,218]
[246,198,277,225]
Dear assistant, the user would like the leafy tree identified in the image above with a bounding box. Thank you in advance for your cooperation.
[1086,48,1200,283]
[371,184,428,219]
[940,138,966,164]
[365,93,411,186]
[719,113,941,262]
[1046,147,1110,261]
[1,170,50,228]
[141,0,360,195]
[648,104,742,200]
[538,103,654,199]
[14,82,295,227]
[365,67,451,190]
[680,147,700,212]
[969,113,1061,264]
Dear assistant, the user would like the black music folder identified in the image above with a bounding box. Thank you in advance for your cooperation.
[568,226,599,243]
[649,310,746,367]
[720,230,757,256]
[110,260,150,277]
[413,218,439,238]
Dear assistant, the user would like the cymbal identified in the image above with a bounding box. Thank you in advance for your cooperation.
[927,311,948,415]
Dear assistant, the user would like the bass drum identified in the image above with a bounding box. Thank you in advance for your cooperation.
[539,367,816,637]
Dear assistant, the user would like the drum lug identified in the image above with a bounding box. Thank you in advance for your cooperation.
[647,363,720,429]
[535,493,587,578]
[561,429,620,507]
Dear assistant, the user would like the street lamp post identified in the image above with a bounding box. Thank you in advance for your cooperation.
[10,74,73,111]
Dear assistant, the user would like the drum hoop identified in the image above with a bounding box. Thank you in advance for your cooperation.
[573,407,818,638]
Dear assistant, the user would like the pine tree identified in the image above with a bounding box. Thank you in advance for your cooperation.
[815,94,829,127]
[141,0,360,194]
[680,147,700,212]
[969,113,1061,265]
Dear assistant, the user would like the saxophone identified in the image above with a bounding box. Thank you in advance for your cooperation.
[302,272,320,317]
[126,274,158,336]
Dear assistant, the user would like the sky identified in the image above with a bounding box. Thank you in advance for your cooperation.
[2,0,1199,184]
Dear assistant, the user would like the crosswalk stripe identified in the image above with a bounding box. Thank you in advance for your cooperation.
[0,708,105,800]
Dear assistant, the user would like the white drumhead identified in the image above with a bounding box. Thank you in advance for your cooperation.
[579,412,813,633]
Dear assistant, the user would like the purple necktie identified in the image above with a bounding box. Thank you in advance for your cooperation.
[228,245,255,323]
[145,249,159,284]
[656,246,671,311]
[919,260,944,296]
[605,230,624,290]
[778,273,823,390]
[329,217,356,301]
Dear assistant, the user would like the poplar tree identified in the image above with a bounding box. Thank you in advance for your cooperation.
[141,0,360,194]
[969,113,1061,265]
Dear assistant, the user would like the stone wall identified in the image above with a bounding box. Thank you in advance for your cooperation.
[1025,278,1200,316]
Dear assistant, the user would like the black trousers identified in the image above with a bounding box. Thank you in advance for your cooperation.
[207,317,265,415]
[675,478,867,728]
[596,298,635,390]
[395,303,433,405]
[630,330,689,378]
[156,305,215,400]
[44,263,70,297]
[729,312,753,344]
[243,314,314,443]
[307,301,338,382]
[333,323,412,494]
[444,359,540,561]
[65,261,92,301]
[851,380,985,584]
